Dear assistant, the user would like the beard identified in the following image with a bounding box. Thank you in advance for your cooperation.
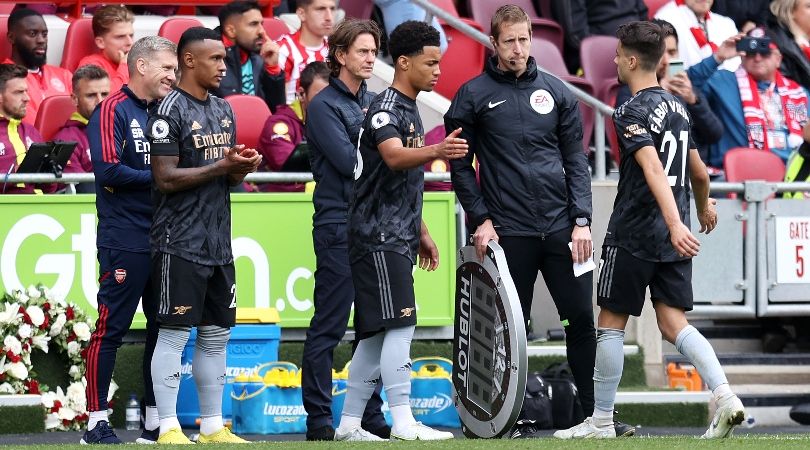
[18,45,46,69]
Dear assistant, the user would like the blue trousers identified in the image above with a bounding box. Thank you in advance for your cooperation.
[85,248,158,412]
[302,223,387,430]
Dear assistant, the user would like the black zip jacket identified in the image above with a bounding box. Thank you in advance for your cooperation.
[307,77,374,227]
[446,56,592,236]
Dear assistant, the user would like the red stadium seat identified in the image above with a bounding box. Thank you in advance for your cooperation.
[262,17,289,41]
[580,35,619,103]
[433,0,460,18]
[531,38,568,77]
[225,95,271,150]
[61,18,95,72]
[724,148,787,183]
[0,15,9,62]
[645,0,671,19]
[560,75,595,154]
[530,18,563,53]
[340,0,374,19]
[158,18,205,44]
[469,0,540,35]
[35,95,76,141]
[435,18,486,100]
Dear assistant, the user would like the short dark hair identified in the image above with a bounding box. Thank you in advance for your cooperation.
[388,21,440,61]
[490,4,531,42]
[178,27,223,64]
[300,61,330,92]
[0,63,29,92]
[296,0,317,8]
[326,18,381,77]
[616,21,666,72]
[72,64,109,91]
[218,1,261,26]
[8,8,41,30]
[651,18,678,44]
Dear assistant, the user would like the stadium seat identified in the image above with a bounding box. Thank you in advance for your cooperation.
[560,75,595,154]
[644,0,671,19]
[580,35,619,102]
[225,95,271,150]
[530,18,563,53]
[724,148,787,183]
[34,95,76,141]
[61,18,95,72]
[158,18,205,44]
[435,19,486,100]
[340,0,374,19]
[262,17,289,41]
[531,38,568,77]
[0,15,9,62]
[469,0,540,35]
[433,0,460,18]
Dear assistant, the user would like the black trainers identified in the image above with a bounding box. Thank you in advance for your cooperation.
[614,420,636,437]
[509,419,540,439]
[135,427,159,444]
[365,423,392,439]
[80,421,122,445]
[306,425,335,441]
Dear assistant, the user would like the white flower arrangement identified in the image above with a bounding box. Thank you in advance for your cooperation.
[0,285,116,431]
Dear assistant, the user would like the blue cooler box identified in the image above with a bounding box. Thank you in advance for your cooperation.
[177,324,280,427]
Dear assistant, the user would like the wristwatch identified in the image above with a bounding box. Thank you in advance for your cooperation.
[575,217,591,227]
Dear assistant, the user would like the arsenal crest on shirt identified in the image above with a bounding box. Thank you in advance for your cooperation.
[114,269,127,284]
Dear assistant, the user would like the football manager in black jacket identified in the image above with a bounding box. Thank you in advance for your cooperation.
[446,4,633,438]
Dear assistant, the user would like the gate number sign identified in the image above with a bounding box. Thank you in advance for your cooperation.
[775,217,810,284]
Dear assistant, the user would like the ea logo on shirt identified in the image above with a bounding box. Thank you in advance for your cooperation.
[529,89,554,115]
[151,119,170,139]
[371,112,390,130]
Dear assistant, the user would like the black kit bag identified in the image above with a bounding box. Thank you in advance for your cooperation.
[518,372,554,429]
[542,362,585,429]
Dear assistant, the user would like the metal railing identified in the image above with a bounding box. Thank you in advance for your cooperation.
[410,0,614,180]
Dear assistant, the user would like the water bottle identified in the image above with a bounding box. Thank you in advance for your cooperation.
[125,393,140,431]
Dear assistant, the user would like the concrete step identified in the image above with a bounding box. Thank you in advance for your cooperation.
[664,352,810,384]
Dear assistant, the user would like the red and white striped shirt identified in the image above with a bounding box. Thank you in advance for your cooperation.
[276,31,328,104]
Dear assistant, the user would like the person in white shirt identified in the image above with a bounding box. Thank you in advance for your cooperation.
[655,0,739,70]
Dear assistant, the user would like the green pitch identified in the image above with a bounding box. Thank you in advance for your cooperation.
[4,435,810,449]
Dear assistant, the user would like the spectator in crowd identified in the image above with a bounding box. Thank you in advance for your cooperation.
[0,63,49,194]
[691,28,808,167]
[274,0,334,112]
[256,61,328,192]
[215,1,286,112]
[77,5,134,93]
[373,0,448,53]
[5,8,73,125]
[54,65,110,194]
[655,0,739,69]
[767,0,810,89]
[557,0,648,72]
[616,19,724,168]
[712,0,771,33]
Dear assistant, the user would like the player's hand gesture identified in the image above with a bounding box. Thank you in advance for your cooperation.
[259,30,280,68]
[435,128,468,160]
[223,144,262,174]
[473,219,499,262]
[697,198,718,234]
[670,222,700,258]
[418,232,439,271]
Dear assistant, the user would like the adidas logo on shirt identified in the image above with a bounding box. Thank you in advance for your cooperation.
[191,121,203,131]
